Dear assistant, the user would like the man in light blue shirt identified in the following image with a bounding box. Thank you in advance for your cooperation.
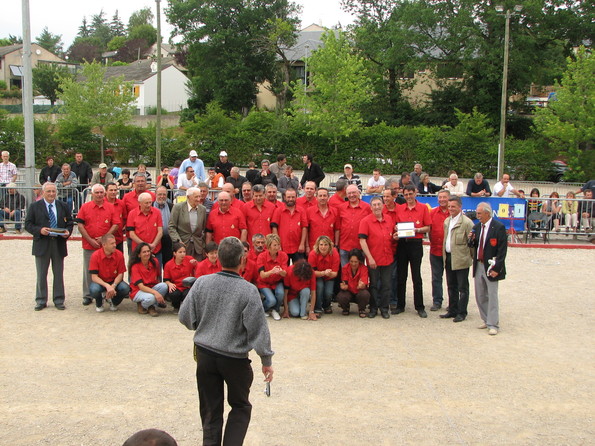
[180,150,205,182]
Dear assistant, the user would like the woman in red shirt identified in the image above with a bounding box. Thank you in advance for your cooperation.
[336,249,370,318]
[282,260,318,320]
[307,235,340,315]
[256,234,287,320]
[129,243,168,317]
[163,243,197,313]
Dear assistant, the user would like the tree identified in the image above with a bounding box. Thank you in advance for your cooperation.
[128,24,158,47]
[68,40,102,63]
[34,27,63,55]
[107,36,127,51]
[89,9,113,48]
[289,30,373,152]
[110,10,126,37]
[166,0,300,114]
[78,17,91,38]
[32,64,71,106]
[58,62,135,137]
[114,38,151,63]
[128,7,154,30]
[534,47,595,181]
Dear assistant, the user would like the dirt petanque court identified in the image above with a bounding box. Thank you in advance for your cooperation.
[1,238,594,445]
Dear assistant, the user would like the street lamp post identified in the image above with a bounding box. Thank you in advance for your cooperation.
[495,4,522,181]
[155,0,162,174]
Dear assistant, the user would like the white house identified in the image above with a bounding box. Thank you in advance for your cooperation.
[104,58,190,115]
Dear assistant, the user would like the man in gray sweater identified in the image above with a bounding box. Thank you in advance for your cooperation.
[179,236,274,446]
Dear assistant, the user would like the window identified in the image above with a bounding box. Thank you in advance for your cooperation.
[436,62,464,79]
[133,86,140,97]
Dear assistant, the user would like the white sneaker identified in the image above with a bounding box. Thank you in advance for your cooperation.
[264,311,270,317]
[271,309,281,321]
[96,306,105,313]
[108,300,118,311]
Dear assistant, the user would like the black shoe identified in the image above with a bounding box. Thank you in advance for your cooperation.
[440,313,456,319]
[368,310,377,319]
[381,311,390,319]
[453,315,466,323]
[394,307,404,315]
[34,304,47,311]
[82,297,92,306]
[417,310,428,318]
[157,302,167,308]
[55,304,66,310]
[430,304,441,311]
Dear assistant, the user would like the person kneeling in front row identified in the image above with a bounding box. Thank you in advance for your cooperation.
[89,234,130,312]
[129,242,168,317]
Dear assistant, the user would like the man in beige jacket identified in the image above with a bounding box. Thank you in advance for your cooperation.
[168,187,206,260]
[440,196,474,322]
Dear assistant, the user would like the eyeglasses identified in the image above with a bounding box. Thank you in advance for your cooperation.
[188,170,194,173]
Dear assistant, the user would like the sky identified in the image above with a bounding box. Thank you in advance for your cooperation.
[1,0,355,49]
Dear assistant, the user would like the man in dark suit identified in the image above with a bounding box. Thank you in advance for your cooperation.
[470,202,507,335]
[168,187,206,260]
[24,182,74,311]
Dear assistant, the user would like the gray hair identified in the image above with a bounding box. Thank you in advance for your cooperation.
[252,233,265,243]
[138,192,152,202]
[265,183,277,191]
[197,182,209,189]
[474,172,483,179]
[91,184,105,193]
[42,182,56,192]
[252,184,265,194]
[187,187,200,197]
[335,179,348,191]
[218,237,245,268]
[438,189,450,197]
[1,150,9,156]
[477,201,492,214]
[448,196,462,207]
[231,166,240,174]
[370,196,383,205]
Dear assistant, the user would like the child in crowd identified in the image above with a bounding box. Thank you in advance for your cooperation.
[194,242,222,277]
[163,243,197,314]
[282,259,317,320]
[562,191,578,233]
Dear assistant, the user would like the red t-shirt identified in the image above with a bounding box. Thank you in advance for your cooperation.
[358,213,395,266]
[89,248,126,283]
[328,193,346,211]
[307,249,340,280]
[271,205,308,254]
[296,196,318,210]
[429,206,450,256]
[242,200,275,243]
[122,189,156,215]
[306,206,338,250]
[126,207,163,253]
[241,257,258,284]
[194,258,222,278]
[205,206,247,243]
[130,259,161,298]
[337,200,372,251]
[76,201,120,250]
[108,198,127,244]
[395,201,432,239]
[283,264,316,301]
[163,255,195,290]
[211,199,245,213]
[383,205,398,228]
[256,250,288,289]
[341,262,369,294]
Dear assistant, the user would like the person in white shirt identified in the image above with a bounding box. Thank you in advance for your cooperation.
[366,169,386,194]
[493,174,521,198]
[443,173,465,196]
[177,166,199,196]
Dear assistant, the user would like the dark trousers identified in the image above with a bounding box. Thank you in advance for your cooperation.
[196,348,254,446]
[395,238,424,311]
[429,253,444,306]
[369,265,392,312]
[445,254,470,317]
[161,234,173,267]
[168,288,189,309]
[34,238,65,306]
[337,289,371,311]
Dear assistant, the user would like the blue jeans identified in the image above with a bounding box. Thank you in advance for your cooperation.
[259,282,284,312]
[132,283,168,309]
[288,288,310,317]
[429,254,444,306]
[315,278,334,312]
[89,281,130,307]
[0,209,21,229]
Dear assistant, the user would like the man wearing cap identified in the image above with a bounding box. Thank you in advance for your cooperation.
[180,150,206,182]
[215,151,234,179]
[91,163,114,186]
[339,164,362,192]
[39,156,60,185]
[0,183,27,234]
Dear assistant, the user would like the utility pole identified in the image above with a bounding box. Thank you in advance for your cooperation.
[155,0,162,174]
[21,0,35,188]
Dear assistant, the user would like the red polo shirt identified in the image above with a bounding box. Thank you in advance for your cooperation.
[341,263,369,294]
[307,249,340,280]
[358,213,395,266]
[395,201,432,239]
[242,200,275,243]
[130,259,161,298]
[256,250,288,289]
[383,205,398,228]
[429,206,449,256]
[89,248,126,283]
[241,257,258,284]
[283,264,316,300]
[206,206,247,243]
[306,206,338,250]
[108,198,127,244]
[296,196,318,210]
[211,199,245,213]
[194,258,222,278]
[271,205,308,254]
[122,189,156,215]
[163,256,195,290]
[337,200,371,251]
[126,207,163,253]
[77,200,120,250]
[328,193,347,211]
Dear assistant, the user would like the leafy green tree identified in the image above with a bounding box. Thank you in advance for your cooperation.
[128,7,155,30]
[166,0,300,113]
[128,24,158,47]
[114,38,151,63]
[534,47,595,181]
[78,17,91,38]
[290,31,373,152]
[89,9,113,49]
[34,27,63,55]
[107,36,127,51]
[58,62,135,137]
[110,10,126,37]
[32,63,71,106]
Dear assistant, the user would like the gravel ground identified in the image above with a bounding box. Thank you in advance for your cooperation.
[1,239,594,446]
